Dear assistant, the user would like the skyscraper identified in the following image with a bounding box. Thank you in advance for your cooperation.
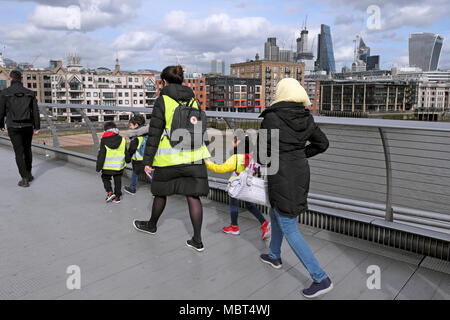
[0,51,5,68]
[211,59,225,75]
[316,24,336,73]
[409,33,444,71]
[357,37,371,63]
[264,38,280,61]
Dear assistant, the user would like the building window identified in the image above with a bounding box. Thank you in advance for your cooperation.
[125,100,129,104]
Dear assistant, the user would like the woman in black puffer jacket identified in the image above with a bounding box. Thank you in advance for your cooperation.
[258,78,333,299]
[132,66,209,252]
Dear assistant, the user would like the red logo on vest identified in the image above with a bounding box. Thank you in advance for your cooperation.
[190,116,198,125]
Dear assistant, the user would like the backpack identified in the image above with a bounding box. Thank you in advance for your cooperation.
[5,91,35,123]
[167,98,207,150]
[137,136,148,155]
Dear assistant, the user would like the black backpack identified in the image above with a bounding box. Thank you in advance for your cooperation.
[166,98,207,150]
[5,91,35,123]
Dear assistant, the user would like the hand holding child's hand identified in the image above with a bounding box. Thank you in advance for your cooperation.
[145,166,154,178]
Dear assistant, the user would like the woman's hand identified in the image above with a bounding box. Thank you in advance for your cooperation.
[145,166,154,178]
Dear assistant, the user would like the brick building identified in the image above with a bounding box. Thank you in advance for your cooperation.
[230,58,304,110]
[156,75,207,110]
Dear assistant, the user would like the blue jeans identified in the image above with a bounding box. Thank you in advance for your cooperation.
[268,207,328,283]
[229,197,266,226]
[129,170,153,190]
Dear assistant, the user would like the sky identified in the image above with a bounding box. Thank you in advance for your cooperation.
[0,0,449,73]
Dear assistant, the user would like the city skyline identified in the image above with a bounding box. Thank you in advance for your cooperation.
[0,0,449,73]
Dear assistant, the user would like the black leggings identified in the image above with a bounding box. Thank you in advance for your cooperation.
[149,195,203,243]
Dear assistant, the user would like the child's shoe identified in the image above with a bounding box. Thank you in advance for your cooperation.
[112,196,121,204]
[261,221,271,240]
[105,192,115,203]
[223,225,240,235]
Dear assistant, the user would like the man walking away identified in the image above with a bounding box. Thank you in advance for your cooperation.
[0,70,41,187]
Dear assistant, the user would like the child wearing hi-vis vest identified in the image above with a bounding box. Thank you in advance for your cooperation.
[96,121,127,204]
[205,136,271,240]
[124,115,152,195]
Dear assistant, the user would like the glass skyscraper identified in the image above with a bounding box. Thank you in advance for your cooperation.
[211,59,225,75]
[409,33,444,71]
[316,24,336,73]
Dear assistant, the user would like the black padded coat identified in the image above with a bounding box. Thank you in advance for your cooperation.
[258,102,329,218]
[142,84,209,197]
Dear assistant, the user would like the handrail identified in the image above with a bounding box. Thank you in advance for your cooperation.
[38,103,450,132]
[18,102,450,235]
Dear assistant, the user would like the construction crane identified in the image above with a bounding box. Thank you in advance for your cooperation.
[31,54,41,67]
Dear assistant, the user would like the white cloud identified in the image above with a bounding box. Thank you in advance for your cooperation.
[27,0,141,31]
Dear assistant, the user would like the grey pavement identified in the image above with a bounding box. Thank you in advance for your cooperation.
[0,145,448,300]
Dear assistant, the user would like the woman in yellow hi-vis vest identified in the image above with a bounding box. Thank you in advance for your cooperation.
[133,66,210,252]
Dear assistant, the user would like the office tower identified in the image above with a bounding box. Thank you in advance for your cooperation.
[316,24,336,73]
[264,37,280,61]
[409,33,444,71]
[211,59,225,75]
[279,49,294,62]
[357,37,371,63]
[367,55,380,71]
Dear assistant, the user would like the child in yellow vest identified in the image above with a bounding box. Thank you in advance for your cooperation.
[206,136,271,240]
[96,122,126,203]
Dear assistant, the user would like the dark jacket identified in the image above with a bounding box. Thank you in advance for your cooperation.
[143,83,209,197]
[0,80,41,130]
[258,102,329,218]
[96,130,125,175]
[125,125,148,175]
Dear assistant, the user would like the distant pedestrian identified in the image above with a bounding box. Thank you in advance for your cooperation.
[0,70,41,187]
[258,78,333,299]
[206,136,271,240]
[124,114,152,195]
[132,65,211,252]
[96,121,126,204]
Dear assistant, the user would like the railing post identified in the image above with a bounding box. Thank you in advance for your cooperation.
[39,106,60,148]
[76,108,100,152]
[378,127,394,222]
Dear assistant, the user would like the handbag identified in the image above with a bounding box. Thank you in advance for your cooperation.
[226,158,269,206]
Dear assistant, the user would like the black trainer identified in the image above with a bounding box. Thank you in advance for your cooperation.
[133,220,157,235]
[124,186,136,195]
[105,192,115,203]
[18,178,30,188]
[186,238,204,252]
[112,196,121,204]
[260,254,283,269]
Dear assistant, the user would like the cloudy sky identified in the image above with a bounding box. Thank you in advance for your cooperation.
[0,0,449,73]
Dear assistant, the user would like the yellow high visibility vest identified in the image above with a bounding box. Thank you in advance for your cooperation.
[132,136,144,161]
[103,138,126,171]
[152,95,210,167]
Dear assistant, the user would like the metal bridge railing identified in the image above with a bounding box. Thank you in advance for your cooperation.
[4,103,450,238]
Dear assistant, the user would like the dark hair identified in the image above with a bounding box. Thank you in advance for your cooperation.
[129,114,146,126]
[235,135,254,155]
[104,121,116,131]
[161,65,184,84]
[10,70,22,82]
